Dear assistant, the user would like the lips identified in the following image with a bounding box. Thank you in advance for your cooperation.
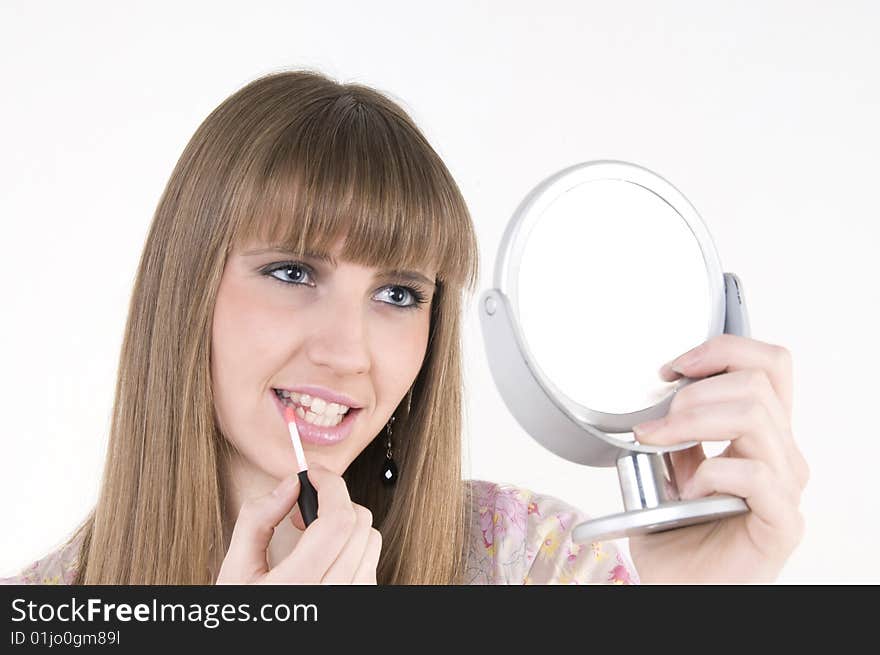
[270,389,361,446]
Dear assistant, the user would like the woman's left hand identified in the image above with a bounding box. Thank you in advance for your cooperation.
[627,334,810,583]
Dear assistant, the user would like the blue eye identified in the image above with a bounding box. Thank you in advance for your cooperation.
[261,261,429,311]
[376,285,429,309]
[266,262,312,286]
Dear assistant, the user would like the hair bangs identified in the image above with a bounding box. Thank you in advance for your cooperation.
[230,95,478,292]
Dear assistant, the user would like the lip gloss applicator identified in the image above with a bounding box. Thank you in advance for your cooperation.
[284,405,319,526]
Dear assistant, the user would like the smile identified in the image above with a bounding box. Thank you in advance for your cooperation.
[271,389,361,445]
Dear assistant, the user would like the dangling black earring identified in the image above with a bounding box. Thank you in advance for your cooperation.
[381,415,398,486]
[381,388,412,486]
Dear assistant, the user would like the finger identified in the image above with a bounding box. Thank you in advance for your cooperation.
[680,457,805,560]
[669,443,706,493]
[658,364,683,382]
[634,399,791,484]
[660,334,794,417]
[667,368,810,491]
[218,474,299,583]
[321,504,374,584]
[352,528,382,585]
[669,369,789,437]
[267,465,357,583]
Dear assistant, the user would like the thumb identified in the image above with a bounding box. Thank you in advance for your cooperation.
[221,474,300,581]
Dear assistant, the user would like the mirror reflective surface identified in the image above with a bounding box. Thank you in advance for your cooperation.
[516,179,711,416]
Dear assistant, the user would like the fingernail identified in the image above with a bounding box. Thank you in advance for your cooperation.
[658,362,679,379]
[633,418,665,438]
[667,347,702,373]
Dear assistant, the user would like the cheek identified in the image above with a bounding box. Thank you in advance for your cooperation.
[211,283,299,479]
[210,281,286,432]
[372,314,431,394]
[213,287,285,384]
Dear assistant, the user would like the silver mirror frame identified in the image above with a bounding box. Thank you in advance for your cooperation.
[479,160,750,543]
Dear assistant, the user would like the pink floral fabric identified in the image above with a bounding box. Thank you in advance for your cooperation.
[1,532,82,585]
[1,479,639,585]
[464,480,640,584]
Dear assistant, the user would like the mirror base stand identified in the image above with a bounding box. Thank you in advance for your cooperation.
[571,495,748,544]
[571,450,748,543]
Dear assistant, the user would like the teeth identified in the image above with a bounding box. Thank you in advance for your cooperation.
[275,389,350,426]
[305,408,342,427]
[275,389,350,416]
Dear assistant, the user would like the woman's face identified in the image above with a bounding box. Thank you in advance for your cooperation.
[211,235,435,480]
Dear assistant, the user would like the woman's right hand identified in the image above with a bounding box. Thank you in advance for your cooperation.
[215,463,382,584]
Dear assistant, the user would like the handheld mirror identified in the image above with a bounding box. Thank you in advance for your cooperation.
[479,160,750,543]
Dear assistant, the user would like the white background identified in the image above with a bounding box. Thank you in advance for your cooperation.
[1,1,877,583]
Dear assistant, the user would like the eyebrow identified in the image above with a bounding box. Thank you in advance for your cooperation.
[241,247,437,289]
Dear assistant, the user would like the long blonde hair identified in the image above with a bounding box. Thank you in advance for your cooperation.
[71,70,480,584]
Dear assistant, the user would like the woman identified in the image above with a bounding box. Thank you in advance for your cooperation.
[1,70,808,585]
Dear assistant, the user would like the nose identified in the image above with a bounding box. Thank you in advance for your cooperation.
[304,294,371,376]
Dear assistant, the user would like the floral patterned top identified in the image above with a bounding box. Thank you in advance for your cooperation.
[463,480,639,584]
[0,479,639,585]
